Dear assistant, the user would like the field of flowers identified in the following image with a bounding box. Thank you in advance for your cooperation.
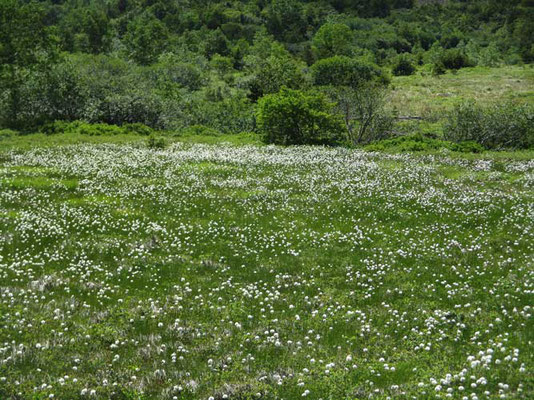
[0,143,532,399]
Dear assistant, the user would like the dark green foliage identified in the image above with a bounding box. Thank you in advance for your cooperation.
[311,56,389,88]
[365,133,485,153]
[244,33,307,100]
[444,102,534,149]
[439,48,473,70]
[312,23,353,59]
[124,12,169,65]
[0,0,57,129]
[146,133,167,149]
[392,55,416,76]
[256,87,345,145]
[123,123,155,136]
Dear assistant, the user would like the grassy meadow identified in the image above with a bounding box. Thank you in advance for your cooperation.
[0,139,533,399]
[390,66,534,118]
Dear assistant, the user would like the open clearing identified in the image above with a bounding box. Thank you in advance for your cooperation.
[0,143,533,399]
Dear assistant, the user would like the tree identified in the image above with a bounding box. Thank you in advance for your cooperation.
[265,0,306,42]
[244,33,307,100]
[0,0,57,129]
[328,84,393,145]
[124,12,169,65]
[312,23,353,60]
[256,87,345,146]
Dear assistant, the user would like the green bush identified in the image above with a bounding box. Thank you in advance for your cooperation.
[312,23,354,59]
[311,56,389,88]
[0,129,17,139]
[365,133,485,153]
[256,87,345,146]
[444,102,534,149]
[146,134,167,149]
[391,55,416,76]
[123,123,154,136]
[439,49,473,70]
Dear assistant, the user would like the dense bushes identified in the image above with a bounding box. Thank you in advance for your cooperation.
[40,121,155,136]
[444,102,534,149]
[365,133,485,153]
[256,88,345,146]
[311,56,390,88]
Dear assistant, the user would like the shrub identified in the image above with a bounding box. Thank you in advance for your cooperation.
[439,49,472,70]
[123,123,154,136]
[444,102,534,149]
[256,87,345,146]
[146,134,167,149]
[364,133,484,153]
[311,56,389,88]
[392,55,416,76]
[0,129,16,139]
[72,122,124,136]
[328,84,394,145]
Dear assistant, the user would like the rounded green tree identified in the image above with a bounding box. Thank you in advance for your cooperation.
[256,87,345,146]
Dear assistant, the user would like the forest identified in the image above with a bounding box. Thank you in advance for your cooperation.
[1,0,533,148]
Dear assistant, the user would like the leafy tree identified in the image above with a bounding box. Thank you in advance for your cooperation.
[312,23,353,59]
[264,0,306,42]
[0,0,57,129]
[124,12,169,65]
[256,87,345,145]
[244,33,307,100]
[328,84,394,145]
[151,53,205,92]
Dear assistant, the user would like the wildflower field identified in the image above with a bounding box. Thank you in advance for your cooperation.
[0,143,532,399]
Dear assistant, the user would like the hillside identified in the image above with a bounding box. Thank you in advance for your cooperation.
[1,0,533,137]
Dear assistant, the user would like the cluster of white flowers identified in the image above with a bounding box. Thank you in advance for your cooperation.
[0,143,532,399]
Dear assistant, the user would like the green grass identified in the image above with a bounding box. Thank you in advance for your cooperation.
[390,65,534,118]
[0,130,262,150]
[0,140,532,399]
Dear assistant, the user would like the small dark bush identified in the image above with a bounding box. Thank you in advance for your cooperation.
[123,123,154,136]
[440,49,472,70]
[146,134,167,149]
[311,56,390,88]
[0,129,17,139]
[40,120,76,135]
[392,56,415,76]
[444,102,533,150]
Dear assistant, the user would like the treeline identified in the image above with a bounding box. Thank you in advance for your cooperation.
[1,0,533,143]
